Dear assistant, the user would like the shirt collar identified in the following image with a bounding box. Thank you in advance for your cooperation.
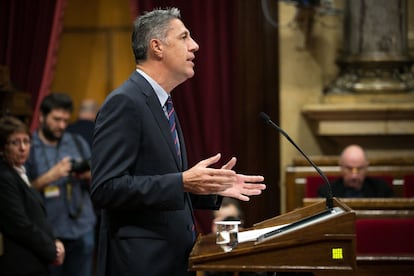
[136,69,169,106]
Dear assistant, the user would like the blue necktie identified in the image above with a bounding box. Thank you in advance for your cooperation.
[165,96,181,158]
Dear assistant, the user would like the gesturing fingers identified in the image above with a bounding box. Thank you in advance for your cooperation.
[237,174,265,184]
[221,157,237,170]
[183,167,237,194]
[195,153,221,168]
[217,173,266,201]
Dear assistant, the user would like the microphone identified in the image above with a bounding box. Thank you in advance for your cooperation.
[259,112,334,210]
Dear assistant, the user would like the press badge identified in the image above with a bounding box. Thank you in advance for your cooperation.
[44,185,60,198]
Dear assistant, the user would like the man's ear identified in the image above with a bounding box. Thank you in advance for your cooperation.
[39,113,45,125]
[150,39,163,59]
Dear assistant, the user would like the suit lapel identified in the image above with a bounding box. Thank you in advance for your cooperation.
[3,162,47,211]
[146,91,183,171]
[130,71,184,171]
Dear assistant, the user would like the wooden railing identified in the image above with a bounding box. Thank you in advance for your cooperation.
[285,155,414,212]
[302,197,414,275]
[303,198,414,219]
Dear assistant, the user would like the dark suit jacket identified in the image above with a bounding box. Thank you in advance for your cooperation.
[0,160,56,275]
[67,119,95,148]
[91,71,221,276]
[317,177,394,198]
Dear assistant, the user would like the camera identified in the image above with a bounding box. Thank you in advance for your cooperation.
[70,159,90,173]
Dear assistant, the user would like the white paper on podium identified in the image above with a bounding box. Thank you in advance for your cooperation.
[238,224,289,243]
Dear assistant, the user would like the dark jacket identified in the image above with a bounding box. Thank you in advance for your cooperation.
[0,159,56,275]
[91,71,221,276]
[317,176,394,198]
[67,119,95,148]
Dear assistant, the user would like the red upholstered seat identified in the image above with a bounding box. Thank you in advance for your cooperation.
[356,218,414,255]
[403,175,414,197]
[305,175,338,198]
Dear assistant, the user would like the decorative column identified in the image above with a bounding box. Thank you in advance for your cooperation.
[325,0,414,95]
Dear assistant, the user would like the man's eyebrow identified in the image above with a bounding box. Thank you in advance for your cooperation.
[180,30,190,36]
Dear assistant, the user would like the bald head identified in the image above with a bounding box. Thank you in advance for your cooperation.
[78,99,99,121]
[339,144,369,190]
[340,144,368,167]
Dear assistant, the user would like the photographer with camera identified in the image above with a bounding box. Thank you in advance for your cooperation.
[25,93,96,276]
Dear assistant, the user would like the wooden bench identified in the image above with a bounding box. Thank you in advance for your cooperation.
[303,198,414,275]
[285,156,414,275]
[303,198,414,219]
[285,155,414,212]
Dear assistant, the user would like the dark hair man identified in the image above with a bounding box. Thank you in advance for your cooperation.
[25,92,96,276]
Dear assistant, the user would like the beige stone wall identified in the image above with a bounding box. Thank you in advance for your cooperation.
[51,0,135,120]
[279,1,344,212]
[279,0,414,212]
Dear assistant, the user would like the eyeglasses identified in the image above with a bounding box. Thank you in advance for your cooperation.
[6,139,31,147]
[342,165,367,173]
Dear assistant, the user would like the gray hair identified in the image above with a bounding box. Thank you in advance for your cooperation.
[132,7,181,63]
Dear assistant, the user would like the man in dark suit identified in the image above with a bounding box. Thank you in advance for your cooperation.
[91,7,266,276]
[318,144,393,198]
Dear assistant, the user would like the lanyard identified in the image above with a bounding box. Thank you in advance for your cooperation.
[38,135,84,219]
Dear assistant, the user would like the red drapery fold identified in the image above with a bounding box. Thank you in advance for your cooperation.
[0,0,67,131]
[29,0,67,131]
[129,0,238,234]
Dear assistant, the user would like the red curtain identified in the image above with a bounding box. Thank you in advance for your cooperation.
[129,0,238,234]
[0,0,67,130]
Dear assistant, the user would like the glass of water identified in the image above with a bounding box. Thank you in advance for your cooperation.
[215,221,241,252]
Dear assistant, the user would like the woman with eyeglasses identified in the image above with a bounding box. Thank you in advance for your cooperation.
[0,116,65,275]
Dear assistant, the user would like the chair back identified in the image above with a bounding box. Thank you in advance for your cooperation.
[305,175,338,197]
[403,175,414,197]
[356,218,414,254]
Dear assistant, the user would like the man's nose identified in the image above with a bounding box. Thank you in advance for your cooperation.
[190,38,199,52]
[58,121,68,129]
[351,167,359,174]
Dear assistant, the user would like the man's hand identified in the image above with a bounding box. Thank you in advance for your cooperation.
[31,157,72,190]
[49,156,72,182]
[217,174,265,201]
[219,158,266,201]
[53,239,65,266]
[182,153,265,200]
[182,153,237,194]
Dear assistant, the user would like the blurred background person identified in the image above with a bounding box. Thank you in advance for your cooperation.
[318,144,393,198]
[0,116,64,275]
[211,197,245,234]
[25,93,96,276]
[207,198,268,276]
[67,98,101,255]
[67,99,99,148]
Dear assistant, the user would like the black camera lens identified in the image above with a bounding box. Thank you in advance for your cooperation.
[70,159,90,173]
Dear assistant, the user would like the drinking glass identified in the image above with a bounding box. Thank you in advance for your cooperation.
[215,221,241,252]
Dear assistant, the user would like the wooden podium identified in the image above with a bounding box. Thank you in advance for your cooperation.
[189,198,356,274]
